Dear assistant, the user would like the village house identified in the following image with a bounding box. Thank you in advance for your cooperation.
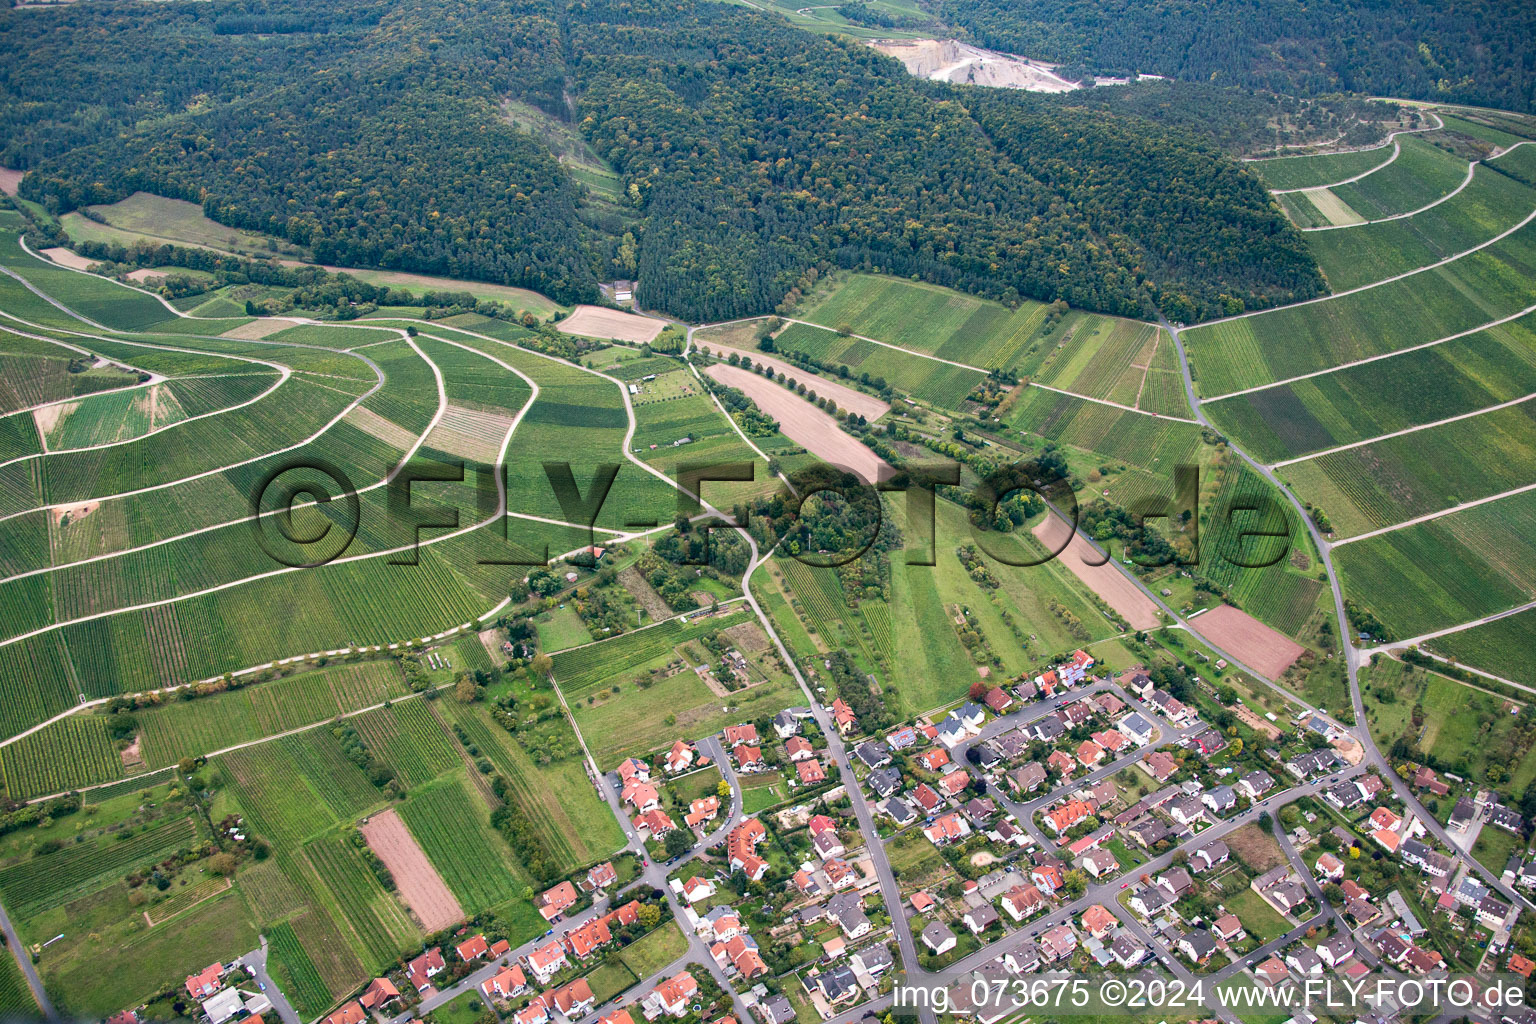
[526,941,568,984]
[922,920,957,954]
[407,948,447,992]
[359,978,402,1011]
[642,972,699,1019]
[1213,914,1244,943]
[785,736,814,761]
[831,698,857,735]
[666,740,695,774]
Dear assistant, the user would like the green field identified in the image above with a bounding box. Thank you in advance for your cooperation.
[536,604,597,652]
[1250,146,1399,191]
[796,273,1049,369]
[0,715,122,800]
[619,920,689,978]
[1281,400,1536,537]
[135,661,411,768]
[1184,210,1536,396]
[1333,488,1536,638]
[1220,888,1290,944]
[1204,306,1536,463]
[398,774,526,912]
[1306,157,1535,290]
[0,951,33,1015]
[1363,656,1536,797]
[1428,608,1536,686]
[555,608,803,765]
[768,322,984,409]
[1324,136,1472,220]
[438,700,623,872]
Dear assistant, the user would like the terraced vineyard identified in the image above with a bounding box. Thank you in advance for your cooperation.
[1333,489,1536,638]
[769,323,985,408]
[1429,608,1536,685]
[398,777,524,912]
[1281,400,1536,537]
[0,715,121,800]
[0,815,199,917]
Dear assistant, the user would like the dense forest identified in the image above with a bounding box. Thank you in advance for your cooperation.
[4,0,1323,321]
[939,0,1536,115]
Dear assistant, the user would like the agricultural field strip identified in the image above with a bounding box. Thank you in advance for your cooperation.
[1329,479,1536,547]
[0,331,425,586]
[1254,117,1445,192]
[1299,139,1532,237]
[0,319,728,648]
[1203,295,1536,402]
[1265,141,1401,194]
[1361,596,1536,653]
[1302,160,1476,231]
[701,315,1184,421]
[1268,392,1536,468]
[0,342,292,468]
[0,335,163,420]
[362,316,730,518]
[0,314,390,524]
[0,341,526,647]
[1028,380,1198,423]
[679,330,793,494]
[1193,197,1536,346]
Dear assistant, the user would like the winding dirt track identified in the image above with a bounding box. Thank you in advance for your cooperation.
[361,808,463,931]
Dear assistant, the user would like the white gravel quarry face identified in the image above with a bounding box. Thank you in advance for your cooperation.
[868,39,1081,93]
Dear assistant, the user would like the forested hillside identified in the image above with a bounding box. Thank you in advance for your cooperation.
[939,0,1536,115]
[3,0,1320,321]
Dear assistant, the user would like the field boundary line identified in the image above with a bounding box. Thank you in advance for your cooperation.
[1027,381,1198,422]
[0,363,292,470]
[0,309,393,525]
[1245,113,1442,166]
[0,328,720,648]
[1358,597,1536,656]
[1267,141,1401,194]
[0,336,449,587]
[1191,200,1536,331]
[1268,392,1536,467]
[1329,479,1536,546]
[1202,299,1536,402]
[1301,161,1476,231]
[1301,140,1535,232]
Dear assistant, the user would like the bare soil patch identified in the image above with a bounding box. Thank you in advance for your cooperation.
[970,851,998,867]
[344,405,421,451]
[41,247,95,271]
[477,627,505,664]
[1226,824,1284,873]
[33,400,74,439]
[1188,604,1305,680]
[360,808,464,931]
[1233,704,1282,742]
[705,362,893,484]
[723,621,770,653]
[620,565,671,622]
[119,734,145,770]
[695,344,889,423]
[427,403,515,463]
[220,318,297,340]
[1302,187,1365,226]
[51,500,100,527]
[0,168,22,196]
[557,304,666,344]
[1031,512,1161,630]
[126,268,169,283]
